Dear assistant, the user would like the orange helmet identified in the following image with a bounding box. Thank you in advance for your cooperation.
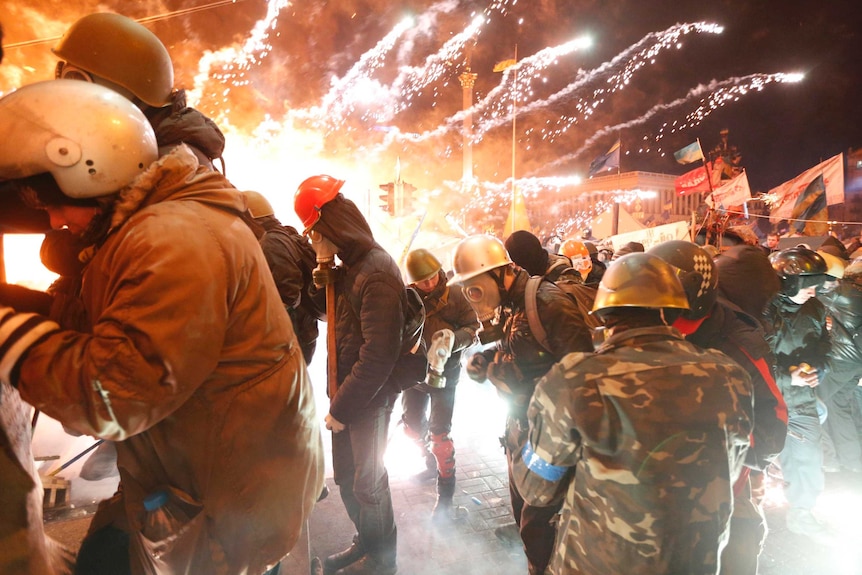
[294,175,344,233]
[560,238,592,280]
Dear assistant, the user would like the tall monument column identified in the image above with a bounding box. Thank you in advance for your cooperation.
[458,67,477,192]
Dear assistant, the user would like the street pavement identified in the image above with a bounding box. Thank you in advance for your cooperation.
[43,364,862,574]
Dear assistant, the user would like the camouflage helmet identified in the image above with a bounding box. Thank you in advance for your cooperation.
[53,13,174,108]
[647,240,718,320]
[448,234,512,285]
[406,248,442,283]
[592,253,690,316]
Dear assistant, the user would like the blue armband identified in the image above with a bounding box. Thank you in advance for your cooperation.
[521,439,567,482]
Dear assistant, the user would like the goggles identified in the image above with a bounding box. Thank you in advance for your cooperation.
[55,61,94,83]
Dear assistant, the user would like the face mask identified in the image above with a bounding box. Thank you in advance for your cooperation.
[462,272,502,324]
[308,228,338,263]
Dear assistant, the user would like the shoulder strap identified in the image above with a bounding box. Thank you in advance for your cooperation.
[525,276,552,353]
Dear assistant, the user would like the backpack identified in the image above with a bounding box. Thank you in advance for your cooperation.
[346,282,428,391]
[524,276,602,354]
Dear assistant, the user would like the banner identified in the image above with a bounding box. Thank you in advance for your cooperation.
[769,153,844,223]
[675,159,722,196]
[673,140,704,165]
[609,220,690,252]
[588,139,621,177]
[706,170,751,208]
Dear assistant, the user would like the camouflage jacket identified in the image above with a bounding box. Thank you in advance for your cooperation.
[512,325,753,575]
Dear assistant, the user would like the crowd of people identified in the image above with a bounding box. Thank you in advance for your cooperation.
[1,11,861,575]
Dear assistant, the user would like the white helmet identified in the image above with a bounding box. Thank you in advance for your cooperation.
[0,80,158,198]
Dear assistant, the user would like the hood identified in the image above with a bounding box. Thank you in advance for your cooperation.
[310,194,376,266]
[146,90,226,161]
[715,244,781,319]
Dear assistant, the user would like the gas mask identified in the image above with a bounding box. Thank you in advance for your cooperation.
[308,228,338,264]
[462,272,505,344]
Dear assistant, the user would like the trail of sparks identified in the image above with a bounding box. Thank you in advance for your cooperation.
[529,22,724,143]
[388,22,722,149]
[187,0,292,126]
[533,72,804,176]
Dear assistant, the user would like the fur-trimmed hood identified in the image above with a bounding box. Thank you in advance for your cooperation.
[110,144,243,233]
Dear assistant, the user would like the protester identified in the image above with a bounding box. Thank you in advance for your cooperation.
[449,234,592,575]
[649,240,787,574]
[763,247,833,539]
[243,190,320,365]
[814,254,862,474]
[294,175,402,575]
[513,252,753,574]
[400,248,479,520]
[504,230,581,282]
[0,80,323,575]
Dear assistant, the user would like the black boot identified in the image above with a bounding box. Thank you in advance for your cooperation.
[323,536,364,574]
[432,474,456,522]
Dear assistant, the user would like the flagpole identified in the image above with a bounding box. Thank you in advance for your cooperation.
[511,44,518,231]
[697,137,720,246]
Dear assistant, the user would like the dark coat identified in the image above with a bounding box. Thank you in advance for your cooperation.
[687,299,787,470]
[312,195,404,424]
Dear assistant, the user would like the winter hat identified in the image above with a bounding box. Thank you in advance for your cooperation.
[505,230,549,276]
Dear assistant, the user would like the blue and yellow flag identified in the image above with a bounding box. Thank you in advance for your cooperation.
[673,140,704,165]
[588,139,621,177]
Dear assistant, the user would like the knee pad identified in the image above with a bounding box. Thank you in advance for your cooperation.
[430,433,456,478]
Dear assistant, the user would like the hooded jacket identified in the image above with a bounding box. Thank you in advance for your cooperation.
[310,195,405,424]
[16,146,324,575]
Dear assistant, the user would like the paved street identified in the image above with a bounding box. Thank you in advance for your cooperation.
[42,356,862,574]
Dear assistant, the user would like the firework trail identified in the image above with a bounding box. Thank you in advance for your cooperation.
[532,72,803,176]
[187,0,291,121]
[386,22,723,148]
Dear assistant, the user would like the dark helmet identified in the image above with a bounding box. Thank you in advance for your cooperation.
[647,240,718,320]
[769,246,828,296]
[592,253,689,318]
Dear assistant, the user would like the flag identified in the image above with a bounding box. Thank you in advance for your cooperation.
[789,175,829,235]
[706,170,751,208]
[493,59,517,72]
[768,154,844,224]
[588,139,621,177]
[673,140,704,165]
[674,160,722,196]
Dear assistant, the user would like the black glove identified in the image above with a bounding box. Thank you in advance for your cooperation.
[0,306,59,385]
[312,265,341,289]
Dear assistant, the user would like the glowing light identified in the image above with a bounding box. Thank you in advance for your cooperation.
[3,234,58,292]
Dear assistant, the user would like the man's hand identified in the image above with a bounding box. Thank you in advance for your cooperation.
[790,363,819,388]
[487,361,523,395]
[312,266,341,289]
[466,352,489,383]
[325,413,345,433]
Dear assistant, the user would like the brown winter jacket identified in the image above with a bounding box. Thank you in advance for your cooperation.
[17,146,324,575]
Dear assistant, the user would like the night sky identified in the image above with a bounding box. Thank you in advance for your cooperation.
[1,0,860,195]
